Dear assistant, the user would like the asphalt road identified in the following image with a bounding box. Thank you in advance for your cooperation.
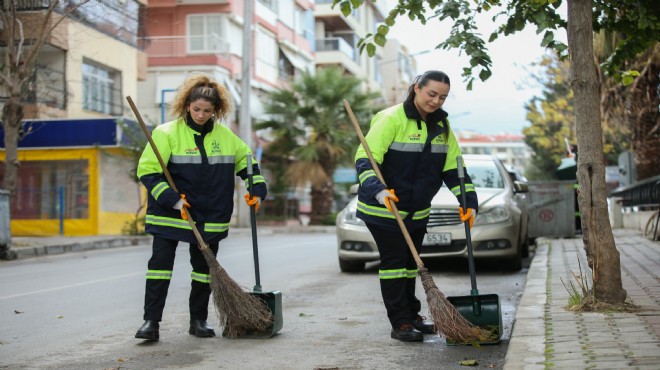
[0,232,530,370]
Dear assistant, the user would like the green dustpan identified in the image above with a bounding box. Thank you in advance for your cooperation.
[447,156,503,345]
[229,155,283,339]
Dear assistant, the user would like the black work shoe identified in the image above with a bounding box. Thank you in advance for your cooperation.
[412,315,436,334]
[189,320,215,338]
[391,323,423,342]
[135,320,159,341]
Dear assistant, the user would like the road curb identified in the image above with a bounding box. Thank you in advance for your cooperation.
[13,236,153,259]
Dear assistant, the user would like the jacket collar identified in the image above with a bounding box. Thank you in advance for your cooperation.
[185,113,214,134]
[403,98,448,129]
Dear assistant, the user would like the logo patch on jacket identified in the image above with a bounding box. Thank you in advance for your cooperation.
[409,133,422,141]
[185,148,199,155]
[210,140,221,154]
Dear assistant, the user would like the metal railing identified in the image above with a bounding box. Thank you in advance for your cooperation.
[315,37,356,61]
[138,35,230,58]
[611,175,660,241]
[610,175,660,208]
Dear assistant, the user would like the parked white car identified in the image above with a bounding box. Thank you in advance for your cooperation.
[336,154,530,272]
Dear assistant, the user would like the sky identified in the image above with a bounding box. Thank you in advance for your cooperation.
[383,2,565,135]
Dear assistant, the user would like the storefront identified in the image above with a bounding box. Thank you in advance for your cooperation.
[0,118,143,236]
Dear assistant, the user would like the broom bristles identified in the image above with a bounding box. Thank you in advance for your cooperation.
[419,267,489,343]
[200,248,273,338]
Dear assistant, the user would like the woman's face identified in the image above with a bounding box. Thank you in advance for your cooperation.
[187,99,215,125]
[413,80,450,118]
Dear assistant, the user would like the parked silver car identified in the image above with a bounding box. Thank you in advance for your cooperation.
[336,154,529,272]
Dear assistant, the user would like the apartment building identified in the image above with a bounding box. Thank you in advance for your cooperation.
[456,130,532,172]
[314,0,387,93]
[380,39,419,106]
[137,0,316,128]
[0,0,147,236]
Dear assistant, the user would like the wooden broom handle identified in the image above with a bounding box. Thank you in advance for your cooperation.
[343,99,424,268]
[126,96,209,251]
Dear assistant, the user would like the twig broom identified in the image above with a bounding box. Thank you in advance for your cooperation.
[126,96,272,338]
[343,99,487,343]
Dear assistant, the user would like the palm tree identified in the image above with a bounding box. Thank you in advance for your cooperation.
[256,67,381,224]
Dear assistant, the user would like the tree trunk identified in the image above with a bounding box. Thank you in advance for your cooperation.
[310,180,334,225]
[1,96,23,194]
[567,0,626,304]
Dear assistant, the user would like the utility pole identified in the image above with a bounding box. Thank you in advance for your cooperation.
[237,0,253,228]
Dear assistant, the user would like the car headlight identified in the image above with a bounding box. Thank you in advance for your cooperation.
[341,207,365,226]
[474,206,510,225]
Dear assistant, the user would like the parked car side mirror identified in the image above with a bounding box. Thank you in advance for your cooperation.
[513,181,529,193]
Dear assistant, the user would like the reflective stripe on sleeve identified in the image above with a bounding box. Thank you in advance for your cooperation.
[151,182,169,200]
[358,169,377,185]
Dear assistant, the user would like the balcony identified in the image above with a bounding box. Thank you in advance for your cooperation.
[139,35,232,68]
[315,37,361,76]
[0,44,66,113]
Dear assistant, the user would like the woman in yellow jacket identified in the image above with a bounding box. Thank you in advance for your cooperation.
[135,74,266,341]
[355,70,478,342]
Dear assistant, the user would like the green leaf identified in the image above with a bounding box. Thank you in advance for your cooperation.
[377,24,389,36]
[479,69,492,81]
[374,33,387,47]
[366,43,376,56]
[621,70,640,86]
[339,2,352,17]
[458,359,478,366]
[541,30,554,47]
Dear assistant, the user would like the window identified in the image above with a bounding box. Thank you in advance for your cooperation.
[82,60,122,115]
[278,50,295,81]
[187,14,224,53]
[0,160,89,220]
[295,6,314,45]
[255,27,278,82]
[258,0,276,11]
[374,57,382,84]
[470,161,505,189]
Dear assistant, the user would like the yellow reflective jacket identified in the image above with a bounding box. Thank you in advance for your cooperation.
[355,100,477,232]
[137,117,266,243]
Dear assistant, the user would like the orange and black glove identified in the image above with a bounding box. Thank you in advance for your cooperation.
[173,193,191,220]
[244,193,261,213]
[459,207,475,229]
[375,189,399,213]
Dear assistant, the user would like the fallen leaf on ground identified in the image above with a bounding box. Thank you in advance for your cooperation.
[458,359,478,366]
[14,310,24,314]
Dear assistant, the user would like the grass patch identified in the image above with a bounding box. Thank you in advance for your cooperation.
[560,253,639,312]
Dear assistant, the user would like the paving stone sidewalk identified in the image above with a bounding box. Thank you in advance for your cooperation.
[504,229,660,369]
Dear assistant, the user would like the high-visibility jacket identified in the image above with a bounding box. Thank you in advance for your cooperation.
[137,117,267,244]
[355,100,478,232]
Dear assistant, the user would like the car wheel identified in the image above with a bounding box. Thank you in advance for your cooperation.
[339,258,365,273]
[520,234,530,258]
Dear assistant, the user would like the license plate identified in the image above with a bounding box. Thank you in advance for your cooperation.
[423,233,451,246]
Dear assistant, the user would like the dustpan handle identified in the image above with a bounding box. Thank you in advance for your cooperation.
[246,155,262,292]
[458,157,479,295]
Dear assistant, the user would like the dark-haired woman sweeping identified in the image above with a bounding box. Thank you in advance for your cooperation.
[354,70,478,342]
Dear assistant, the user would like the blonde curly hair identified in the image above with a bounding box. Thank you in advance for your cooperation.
[169,74,232,120]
